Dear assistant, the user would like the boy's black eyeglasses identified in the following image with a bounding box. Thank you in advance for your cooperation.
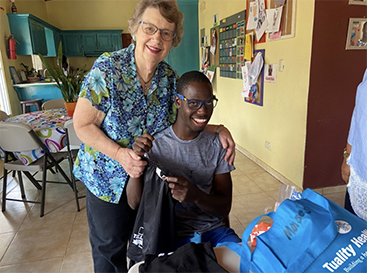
[176,94,218,110]
[139,21,176,41]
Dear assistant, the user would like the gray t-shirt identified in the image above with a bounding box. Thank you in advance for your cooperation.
[147,126,235,236]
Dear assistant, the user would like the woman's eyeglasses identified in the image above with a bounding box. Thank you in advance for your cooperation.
[176,94,218,110]
[139,21,176,41]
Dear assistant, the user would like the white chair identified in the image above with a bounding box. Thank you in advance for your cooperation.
[0,110,17,179]
[41,98,65,110]
[0,110,9,121]
[64,119,84,211]
[0,122,77,217]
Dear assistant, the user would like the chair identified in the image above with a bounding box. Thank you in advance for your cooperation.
[42,99,65,110]
[20,99,42,114]
[0,110,16,179]
[64,119,85,211]
[0,122,78,217]
[0,110,9,121]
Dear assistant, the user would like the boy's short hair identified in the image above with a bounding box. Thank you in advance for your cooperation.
[177,71,212,95]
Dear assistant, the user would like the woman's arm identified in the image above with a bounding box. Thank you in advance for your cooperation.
[73,98,146,178]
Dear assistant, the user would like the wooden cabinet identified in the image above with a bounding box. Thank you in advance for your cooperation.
[8,14,122,57]
[44,27,62,57]
[121,33,132,48]
[7,14,56,55]
[28,19,48,55]
[63,30,122,57]
[62,31,83,57]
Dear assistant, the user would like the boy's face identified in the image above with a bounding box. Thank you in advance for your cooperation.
[175,81,214,134]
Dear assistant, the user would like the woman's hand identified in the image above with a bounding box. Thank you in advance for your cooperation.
[116,147,147,178]
[217,125,236,166]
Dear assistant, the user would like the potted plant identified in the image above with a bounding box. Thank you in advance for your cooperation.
[39,42,87,116]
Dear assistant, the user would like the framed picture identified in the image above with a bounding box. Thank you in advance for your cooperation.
[348,0,367,5]
[9,66,21,84]
[346,18,367,50]
[20,70,28,83]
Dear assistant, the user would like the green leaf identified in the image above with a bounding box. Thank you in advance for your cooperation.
[38,41,88,102]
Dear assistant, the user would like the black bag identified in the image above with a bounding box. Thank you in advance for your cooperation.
[139,242,228,273]
[127,159,176,262]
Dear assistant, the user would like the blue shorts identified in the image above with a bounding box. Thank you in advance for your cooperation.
[176,227,241,249]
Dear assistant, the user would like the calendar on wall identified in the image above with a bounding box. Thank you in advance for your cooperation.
[219,10,246,79]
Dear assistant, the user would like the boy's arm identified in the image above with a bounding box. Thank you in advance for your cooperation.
[165,172,233,218]
[126,176,143,210]
[126,133,155,210]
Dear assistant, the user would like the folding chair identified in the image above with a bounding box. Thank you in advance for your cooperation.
[0,110,9,121]
[41,99,65,110]
[64,119,85,211]
[0,122,77,217]
[0,110,16,179]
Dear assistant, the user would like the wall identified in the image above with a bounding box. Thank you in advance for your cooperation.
[45,0,138,31]
[0,0,47,116]
[199,0,315,189]
[44,0,139,69]
[303,0,367,188]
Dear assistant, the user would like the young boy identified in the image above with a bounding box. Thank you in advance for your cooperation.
[127,71,240,249]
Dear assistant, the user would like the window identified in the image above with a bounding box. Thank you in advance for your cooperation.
[31,54,44,72]
[0,50,11,115]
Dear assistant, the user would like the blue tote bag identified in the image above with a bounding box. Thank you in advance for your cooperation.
[219,189,367,273]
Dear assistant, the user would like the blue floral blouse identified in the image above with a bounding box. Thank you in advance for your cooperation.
[73,44,178,203]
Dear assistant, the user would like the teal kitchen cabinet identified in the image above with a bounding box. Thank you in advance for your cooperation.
[7,13,61,56]
[62,31,83,57]
[63,30,122,57]
[165,1,199,76]
[45,27,62,57]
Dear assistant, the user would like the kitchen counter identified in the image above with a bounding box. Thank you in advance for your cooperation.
[13,82,64,111]
[14,82,58,87]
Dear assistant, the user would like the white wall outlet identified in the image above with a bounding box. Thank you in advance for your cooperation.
[279,59,284,72]
[265,141,271,150]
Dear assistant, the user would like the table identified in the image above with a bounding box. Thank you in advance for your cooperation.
[0,108,72,165]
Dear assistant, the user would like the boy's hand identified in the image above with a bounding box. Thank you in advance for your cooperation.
[132,133,155,156]
[165,176,200,204]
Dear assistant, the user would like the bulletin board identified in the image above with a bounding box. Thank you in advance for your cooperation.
[218,10,246,79]
[268,0,296,39]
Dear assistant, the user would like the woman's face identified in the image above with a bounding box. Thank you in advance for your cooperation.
[134,7,175,68]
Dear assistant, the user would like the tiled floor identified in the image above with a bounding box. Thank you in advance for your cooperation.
[0,151,347,272]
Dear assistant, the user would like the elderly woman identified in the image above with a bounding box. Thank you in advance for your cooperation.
[73,0,235,272]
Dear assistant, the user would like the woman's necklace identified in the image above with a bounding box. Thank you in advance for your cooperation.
[136,70,154,95]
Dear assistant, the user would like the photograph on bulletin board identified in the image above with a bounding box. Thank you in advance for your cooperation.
[210,27,219,67]
[244,49,265,106]
[201,46,210,73]
[246,0,267,44]
[267,0,297,41]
